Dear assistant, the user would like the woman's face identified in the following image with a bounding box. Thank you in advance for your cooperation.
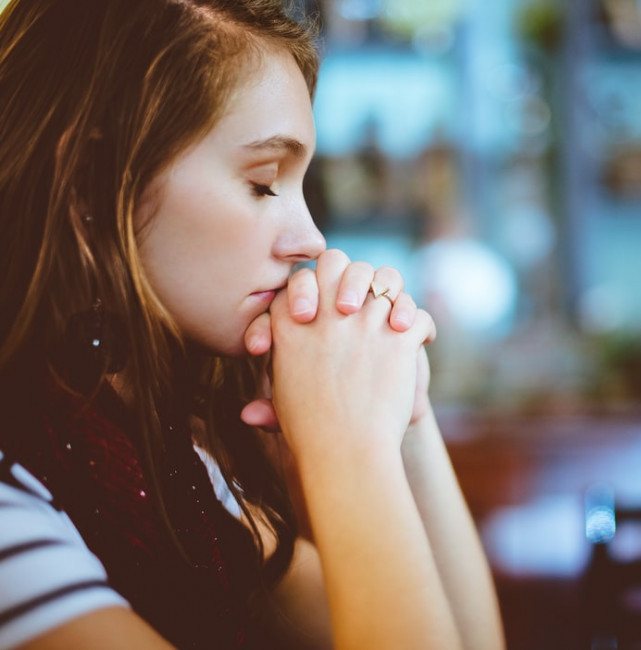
[136,48,325,356]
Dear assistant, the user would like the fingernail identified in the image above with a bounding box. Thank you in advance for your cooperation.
[393,311,412,328]
[338,290,359,308]
[292,298,312,316]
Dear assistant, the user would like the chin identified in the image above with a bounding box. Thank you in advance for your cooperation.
[223,342,251,358]
[187,316,255,358]
[207,335,249,358]
[184,330,247,358]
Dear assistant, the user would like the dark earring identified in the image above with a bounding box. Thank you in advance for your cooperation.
[60,299,128,385]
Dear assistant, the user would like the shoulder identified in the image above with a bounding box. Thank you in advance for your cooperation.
[0,450,130,649]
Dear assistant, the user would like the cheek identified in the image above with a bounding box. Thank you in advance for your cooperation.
[141,183,242,282]
[136,191,267,351]
[139,240,245,352]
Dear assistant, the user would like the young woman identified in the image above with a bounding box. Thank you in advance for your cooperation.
[0,1,505,648]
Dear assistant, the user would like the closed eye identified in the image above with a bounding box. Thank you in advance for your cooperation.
[251,183,278,197]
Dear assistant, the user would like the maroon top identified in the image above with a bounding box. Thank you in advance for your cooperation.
[2,384,273,649]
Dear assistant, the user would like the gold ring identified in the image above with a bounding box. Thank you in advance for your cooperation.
[369,282,394,306]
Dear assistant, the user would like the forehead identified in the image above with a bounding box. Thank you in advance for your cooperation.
[209,47,316,158]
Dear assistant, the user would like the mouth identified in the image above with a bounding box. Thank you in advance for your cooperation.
[249,282,288,303]
[250,289,278,302]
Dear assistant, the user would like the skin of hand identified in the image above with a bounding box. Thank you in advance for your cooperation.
[240,251,505,650]
[245,249,433,461]
[241,250,435,432]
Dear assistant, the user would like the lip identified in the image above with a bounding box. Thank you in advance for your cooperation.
[250,280,288,301]
[250,289,278,302]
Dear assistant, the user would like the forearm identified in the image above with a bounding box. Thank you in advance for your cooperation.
[402,406,505,650]
[297,439,462,650]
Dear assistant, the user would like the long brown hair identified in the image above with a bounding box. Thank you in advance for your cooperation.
[0,0,318,594]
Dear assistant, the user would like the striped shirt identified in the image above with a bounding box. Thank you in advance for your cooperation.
[0,450,129,649]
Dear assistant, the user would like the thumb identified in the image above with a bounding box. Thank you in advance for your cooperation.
[240,398,280,432]
[244,312,272,356]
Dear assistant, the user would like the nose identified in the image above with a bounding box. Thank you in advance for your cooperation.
[273,203,326,263]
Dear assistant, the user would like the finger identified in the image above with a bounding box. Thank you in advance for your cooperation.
[269,286,289,320]
[370,265,404,303]
[410,347,430,424]
[415,345,430,397]
[336,261,375,314]
[244,312,272,356]
[315,248,351,314]
[389,292,416,332]
[240,398,280,432]
[287,267,319,323]
[364,265,405,320]
[408,308,437,346]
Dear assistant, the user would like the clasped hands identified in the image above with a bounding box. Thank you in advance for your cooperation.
[240,249,436,450]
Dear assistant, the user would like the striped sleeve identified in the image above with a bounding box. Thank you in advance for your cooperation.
[0,451,129,649]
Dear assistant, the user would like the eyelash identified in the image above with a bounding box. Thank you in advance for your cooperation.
[251,183,278,198]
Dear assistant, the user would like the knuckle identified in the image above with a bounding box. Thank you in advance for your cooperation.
[416,309,437,340]
[290,266,312,282]
[320,248,350,265]
[316,249,351,280]
[396,291,414,308]
[420,307,435,326]
[349,261,374,277]
[414,308,430,329]
[377,265,403,287]
[271,291,286,312]
[290,267,317,289]
[427,315,437,340]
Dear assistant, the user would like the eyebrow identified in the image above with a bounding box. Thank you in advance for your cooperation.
[242,135,308,159]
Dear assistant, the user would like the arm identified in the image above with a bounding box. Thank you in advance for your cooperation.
[401,403,505,650]
[0,459,175,650]
[295,438,462,650]
[243,251,501,648]
[266,250,462,650]
[244,405,504,650]
[250,533,333,650]
[17,608,175,650]
[244,439,461,650]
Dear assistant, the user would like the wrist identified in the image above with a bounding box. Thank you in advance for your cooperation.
[295,432,402,492]
[283,414,401,467]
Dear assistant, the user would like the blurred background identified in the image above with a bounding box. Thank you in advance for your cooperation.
[295,0,641,647]
[2,0,639,646]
